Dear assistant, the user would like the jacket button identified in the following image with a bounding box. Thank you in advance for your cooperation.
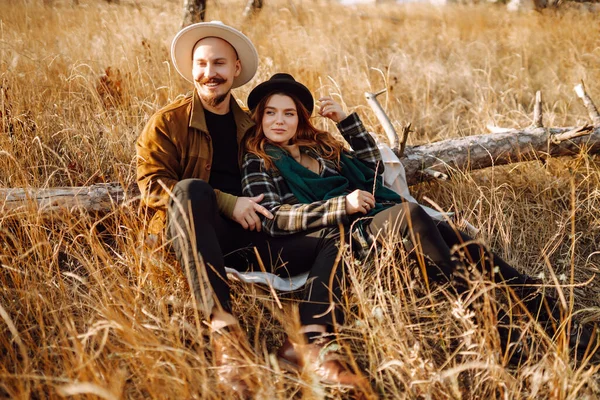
[206,164,211,170]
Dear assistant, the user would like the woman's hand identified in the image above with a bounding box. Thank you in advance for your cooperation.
[318,96,347,123]
[345,189,376,215]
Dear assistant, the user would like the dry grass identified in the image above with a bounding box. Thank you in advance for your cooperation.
[1,0,600,398]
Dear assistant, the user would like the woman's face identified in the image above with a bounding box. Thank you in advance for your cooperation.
[261,94,299,146]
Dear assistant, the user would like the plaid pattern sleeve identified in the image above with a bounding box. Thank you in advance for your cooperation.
[241,153,349,236]
[337,112,384,174]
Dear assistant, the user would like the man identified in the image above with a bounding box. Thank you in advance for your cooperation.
[136,22,363,395]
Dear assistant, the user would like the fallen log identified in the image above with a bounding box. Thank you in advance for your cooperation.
[400,124,599,186]
[2,124,598,214]
[1,86,600,214]
[365,82,600,185]
[0,183,133,214]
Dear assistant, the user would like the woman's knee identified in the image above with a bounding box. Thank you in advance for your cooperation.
[400,202,433,232]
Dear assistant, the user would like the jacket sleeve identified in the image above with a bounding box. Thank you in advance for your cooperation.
[241,153,349,236]
[337,112,385,174]
[136,112,181,210]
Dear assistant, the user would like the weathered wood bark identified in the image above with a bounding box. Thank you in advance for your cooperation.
[365,89,399,152]
[508,0,600,12]
[3,84,600,215]
[532,91,543,128]
[1,126,599,214]
[575,82,600,126]
[243,0,263,18]
[401,125,600,186]
[181,0,206,28]
[366,84,600,185]
[0,183,132,214]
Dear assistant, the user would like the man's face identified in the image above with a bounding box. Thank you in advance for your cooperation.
[192,37,241,108]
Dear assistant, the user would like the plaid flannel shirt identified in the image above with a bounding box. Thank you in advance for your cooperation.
[241,112,383,237]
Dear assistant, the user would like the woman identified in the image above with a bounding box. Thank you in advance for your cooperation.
[242,73,596,368]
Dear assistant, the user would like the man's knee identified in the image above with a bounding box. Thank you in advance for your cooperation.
[168,179,217,237]
[171,179,216,205]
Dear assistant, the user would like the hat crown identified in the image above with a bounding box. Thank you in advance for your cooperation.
[268,73,296,82]
[247,73,314,114]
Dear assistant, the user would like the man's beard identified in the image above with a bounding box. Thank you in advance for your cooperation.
[196,77,229,108]
[200,91,229,108]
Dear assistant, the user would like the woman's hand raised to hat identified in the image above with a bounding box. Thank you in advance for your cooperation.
[232,194,274,231]
[318,96,347,124]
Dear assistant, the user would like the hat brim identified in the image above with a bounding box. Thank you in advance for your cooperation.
[248,80,314,114]
[171,22,258,88]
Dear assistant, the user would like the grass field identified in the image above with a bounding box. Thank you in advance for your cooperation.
[1,0,600,398]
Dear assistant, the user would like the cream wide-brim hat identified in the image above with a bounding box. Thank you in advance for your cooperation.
[171,21,258,88]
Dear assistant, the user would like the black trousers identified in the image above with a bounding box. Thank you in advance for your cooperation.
[166,179,344,326]
[365,202,553,319]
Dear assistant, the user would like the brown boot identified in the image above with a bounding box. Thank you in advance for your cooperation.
[211,326,255,398]
[277,336,367,387]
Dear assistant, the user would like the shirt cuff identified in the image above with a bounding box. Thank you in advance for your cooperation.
[215,190,238,218]
[336,112,360,132]
[326,196,350,226]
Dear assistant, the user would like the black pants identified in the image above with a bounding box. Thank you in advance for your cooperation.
[167,179,344,326]
[365,202,553,319]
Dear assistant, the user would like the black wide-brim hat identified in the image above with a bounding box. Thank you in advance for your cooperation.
[247,73,314,114]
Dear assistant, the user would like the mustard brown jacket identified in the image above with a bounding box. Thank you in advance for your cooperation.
[136,91,254,235]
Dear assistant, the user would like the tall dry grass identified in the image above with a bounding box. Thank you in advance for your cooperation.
[1,0,600,398]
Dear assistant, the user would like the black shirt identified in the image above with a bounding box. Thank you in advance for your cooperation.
[205,109,242,196]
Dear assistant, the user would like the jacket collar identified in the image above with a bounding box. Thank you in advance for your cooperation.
[189,91,254,143]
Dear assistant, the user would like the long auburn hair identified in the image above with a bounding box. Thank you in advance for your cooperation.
[244,92,345,170]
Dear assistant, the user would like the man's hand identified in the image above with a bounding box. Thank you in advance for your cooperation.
[232,194,274,231]
[345,189,376,215]
[318,96,347,123]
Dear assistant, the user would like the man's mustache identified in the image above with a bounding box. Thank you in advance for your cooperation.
[197,77,226,85]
